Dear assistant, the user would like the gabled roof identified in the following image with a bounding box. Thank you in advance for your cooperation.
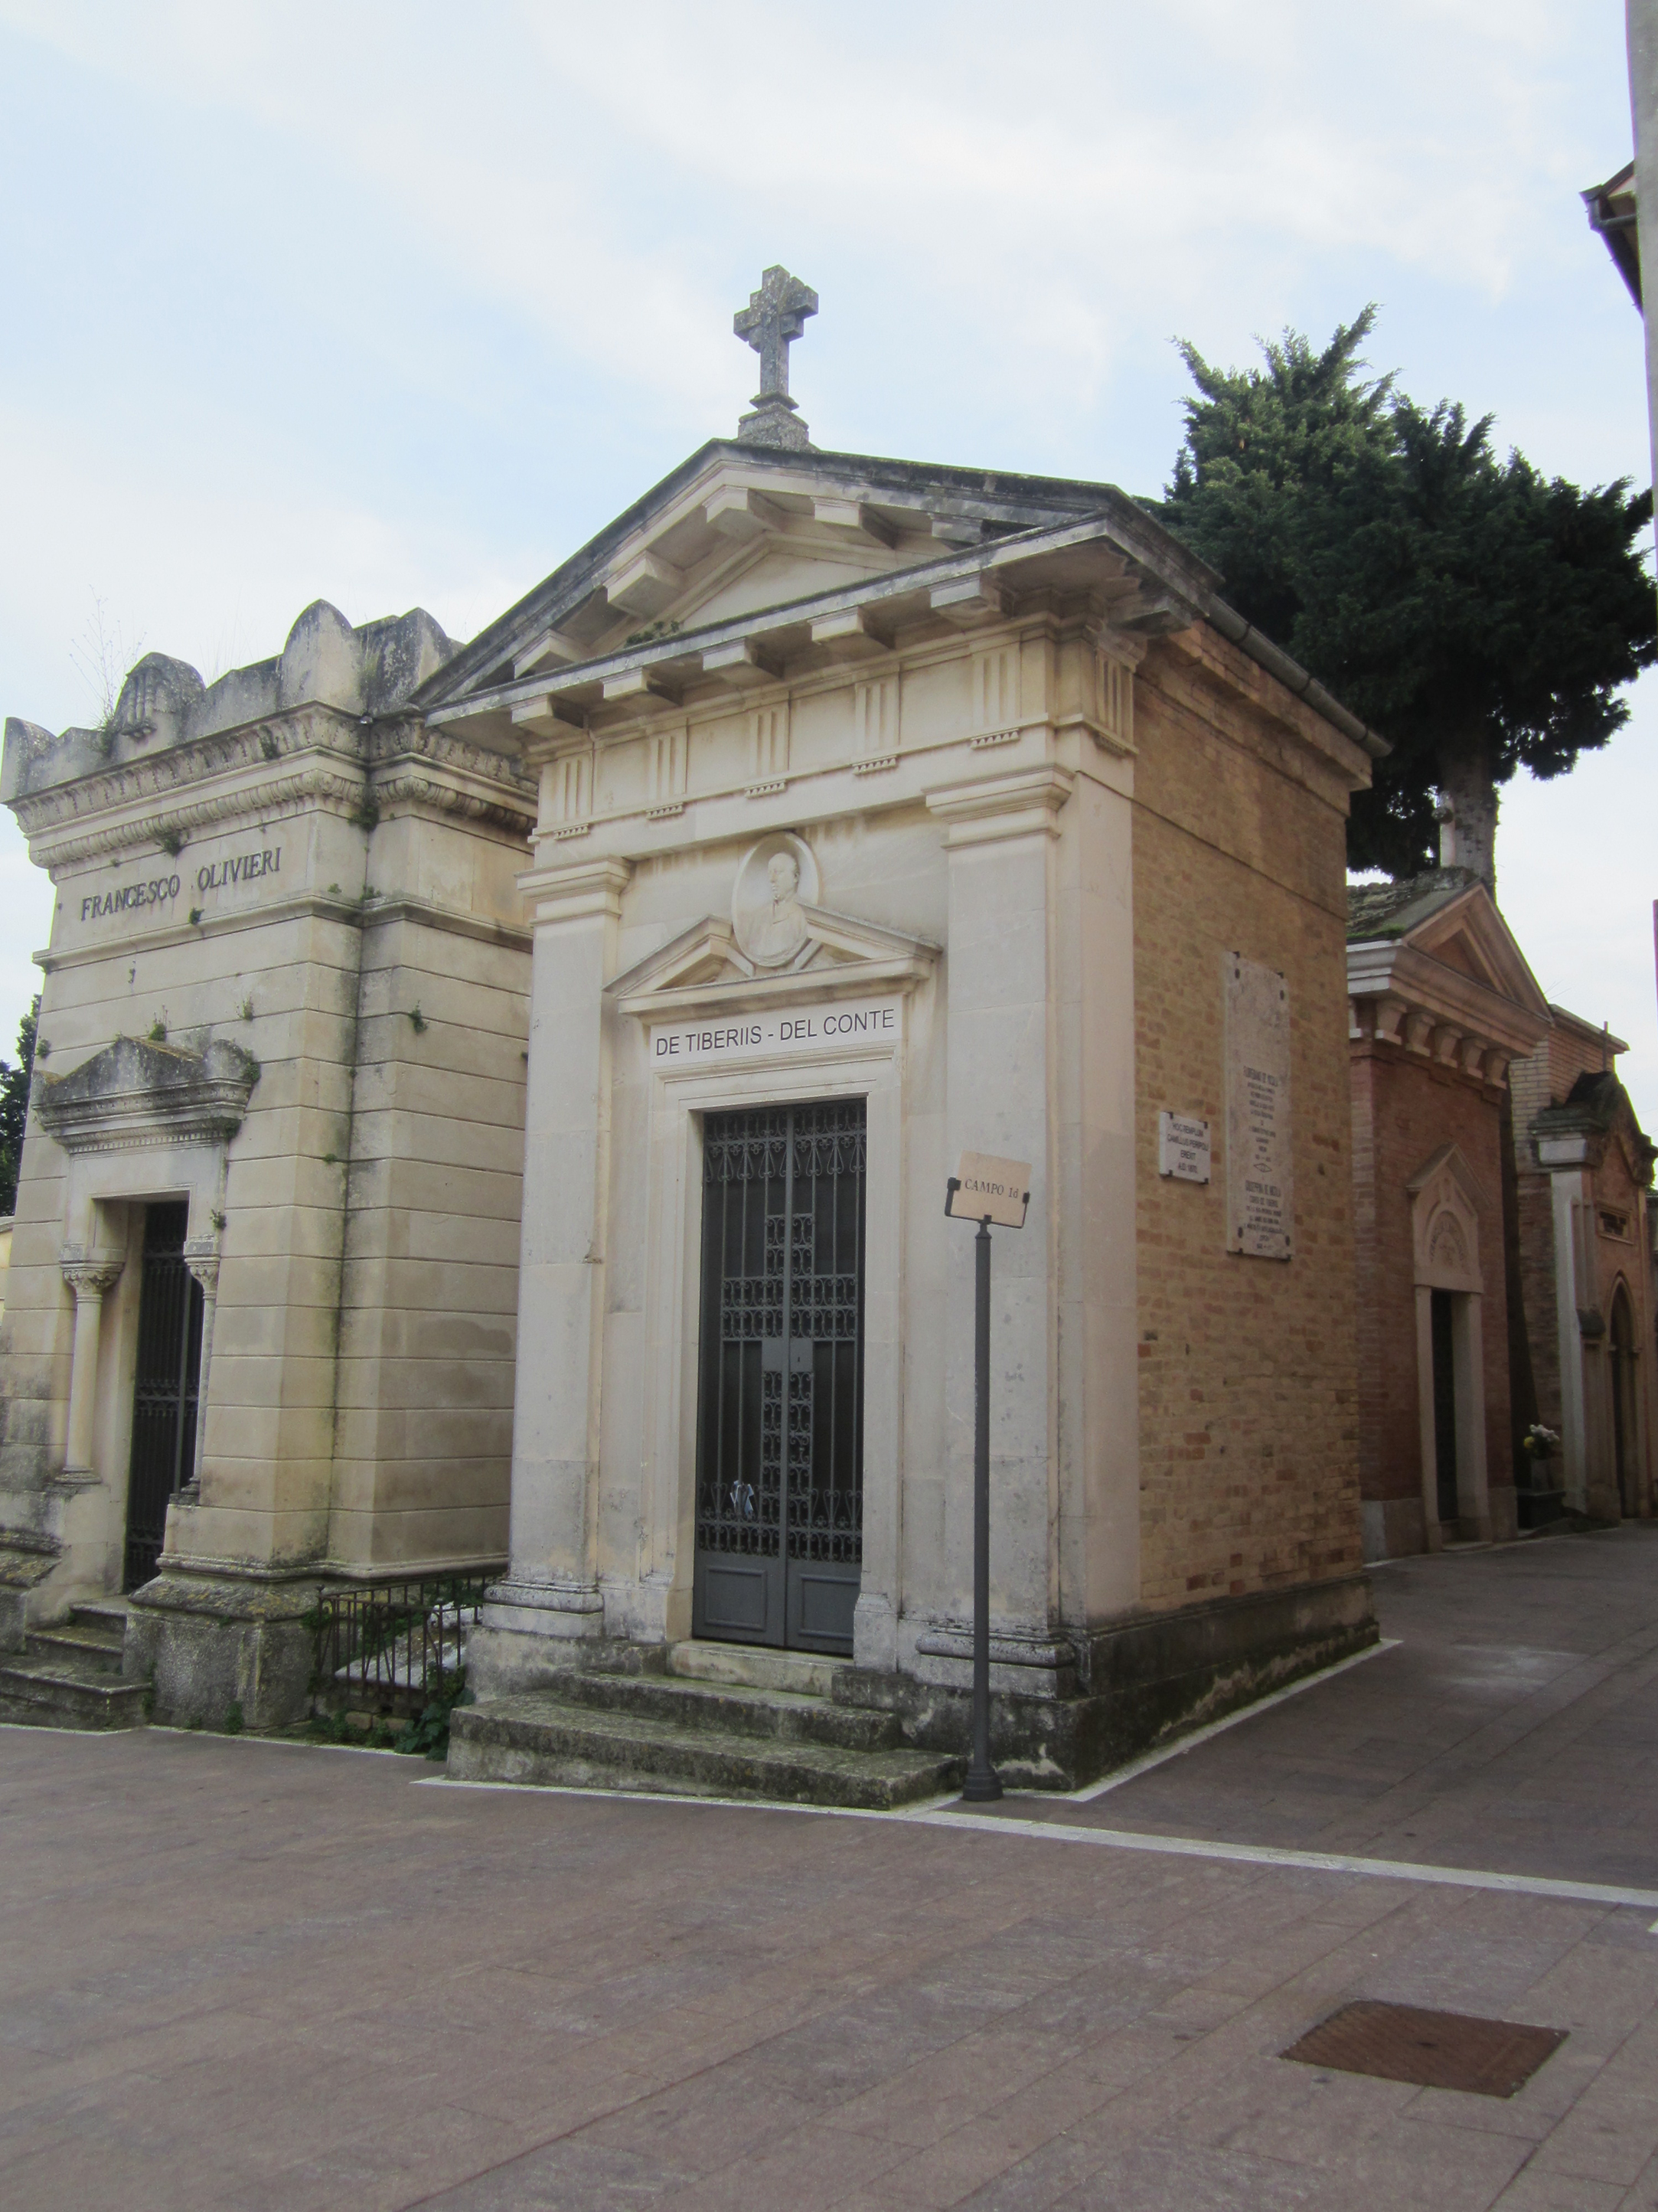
[1347,867,1485,941]
[416,439,1388,763]
[1347,867,1552,1062]
[1533,1070,1657,1183]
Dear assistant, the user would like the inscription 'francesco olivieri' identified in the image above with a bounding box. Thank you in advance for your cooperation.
[79,846,282,927]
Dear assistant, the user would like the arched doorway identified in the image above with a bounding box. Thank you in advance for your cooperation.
[1609,1283,1638,1519]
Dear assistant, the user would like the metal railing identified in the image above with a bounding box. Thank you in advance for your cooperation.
[308,1571,497,1715]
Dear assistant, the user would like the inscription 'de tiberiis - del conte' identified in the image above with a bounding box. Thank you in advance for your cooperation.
[1224,950,1294,1261]
[651,998,899,1066]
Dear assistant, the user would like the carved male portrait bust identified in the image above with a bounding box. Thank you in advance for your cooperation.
[732,835,819,968]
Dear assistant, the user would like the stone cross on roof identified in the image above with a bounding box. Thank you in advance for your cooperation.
[733,265,818,451]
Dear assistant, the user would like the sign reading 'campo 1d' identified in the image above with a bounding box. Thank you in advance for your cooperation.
[946,1152,1033,1228]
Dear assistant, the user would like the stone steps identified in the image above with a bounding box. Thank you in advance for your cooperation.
[26,1623,125,1671]
[667,1642,845,1697]
[0,1601,145,1730]
[0,1653,147,1730]
[449,1691,961,1809]
[536,1666,906,1753]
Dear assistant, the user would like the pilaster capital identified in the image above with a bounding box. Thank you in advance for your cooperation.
[925,766,1072,850]
[517,855,633,924]
[60,1247,123,1300]
[182,1238,220,1296]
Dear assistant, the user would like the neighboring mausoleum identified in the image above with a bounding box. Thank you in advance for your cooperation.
[1511,1008,1657,1524]
[2,271,1386,1789]
[0,603,534,1717]
[1346,869,1552,1560]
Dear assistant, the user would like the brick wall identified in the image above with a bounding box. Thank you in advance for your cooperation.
[1130,631,1364,1610]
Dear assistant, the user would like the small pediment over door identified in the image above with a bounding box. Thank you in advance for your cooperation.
[608,907,938,1021]
[35,1037,259,1153]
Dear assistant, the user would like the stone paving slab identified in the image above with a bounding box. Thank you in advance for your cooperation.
[3,1529,1657,2208]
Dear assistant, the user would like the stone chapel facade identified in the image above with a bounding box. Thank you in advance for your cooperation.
[0,606,533,1713]
[0,289,1390,1783]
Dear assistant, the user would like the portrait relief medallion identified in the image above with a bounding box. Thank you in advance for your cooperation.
[731,834,821,968]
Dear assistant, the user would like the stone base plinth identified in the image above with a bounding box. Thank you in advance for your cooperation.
[839,1572,1376,1790]
[125,1569,320,1730]
[1360,1496,1428,1562]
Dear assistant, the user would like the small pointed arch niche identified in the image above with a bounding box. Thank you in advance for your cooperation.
[1407,1142,1487,1295]
[1405,1142,1491,1545]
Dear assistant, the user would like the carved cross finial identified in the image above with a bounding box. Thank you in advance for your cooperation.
[733,266,818,450]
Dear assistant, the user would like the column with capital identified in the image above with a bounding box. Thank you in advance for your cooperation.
[59,1252,124,1480]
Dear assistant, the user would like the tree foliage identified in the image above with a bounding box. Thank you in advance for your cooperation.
[0,998,38,1217]
[1158,309,1657,878]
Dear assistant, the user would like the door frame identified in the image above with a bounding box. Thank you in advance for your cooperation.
[638,1023,906,1669]
[690,1099,868,1654]
[122,1199,206,1591]
[1408,1143,1491,1548]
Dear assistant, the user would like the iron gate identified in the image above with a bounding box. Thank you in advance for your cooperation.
[123,1201,204,1591]
[694,1099,865,1654]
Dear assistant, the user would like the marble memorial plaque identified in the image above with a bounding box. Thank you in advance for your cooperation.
[1224,952,1292,1260]
[1158,1111,1211,1184]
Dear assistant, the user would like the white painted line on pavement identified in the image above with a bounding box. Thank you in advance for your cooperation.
[413,1772,1658,1920]
[1055,1639,1402,1802]
[900,1806,1658,1915]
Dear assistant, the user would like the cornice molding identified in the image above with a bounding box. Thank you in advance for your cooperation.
[13,710,535,868]
[364,720,534,835]
[1348,937,1551,1085]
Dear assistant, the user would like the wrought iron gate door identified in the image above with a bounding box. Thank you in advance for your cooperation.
[123,1201,204,1591]
[694,1100,866,1654]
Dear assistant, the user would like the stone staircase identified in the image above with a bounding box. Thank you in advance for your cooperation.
[449,1640,964,1809]
[0,1602,148,1730]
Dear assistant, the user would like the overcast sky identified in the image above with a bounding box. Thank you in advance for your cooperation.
[1,0,1653,1117]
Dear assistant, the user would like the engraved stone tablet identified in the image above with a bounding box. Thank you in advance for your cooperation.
[1158,1112,1211,1184]
[1224,952,1292,1260]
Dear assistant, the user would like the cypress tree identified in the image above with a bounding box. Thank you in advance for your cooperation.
[1160,309,1656,887]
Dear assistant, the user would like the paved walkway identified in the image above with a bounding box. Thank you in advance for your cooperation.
[4,1527,1657,2210]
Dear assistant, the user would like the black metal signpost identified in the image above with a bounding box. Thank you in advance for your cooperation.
[945,1152,1032,1805]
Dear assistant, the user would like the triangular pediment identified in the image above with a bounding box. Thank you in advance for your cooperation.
[1408,889,1550,1023]
[607,905,938,1019]
[416,442,1211,749]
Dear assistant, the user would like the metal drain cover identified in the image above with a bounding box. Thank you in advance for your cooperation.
[1282,2000,1565,2098]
